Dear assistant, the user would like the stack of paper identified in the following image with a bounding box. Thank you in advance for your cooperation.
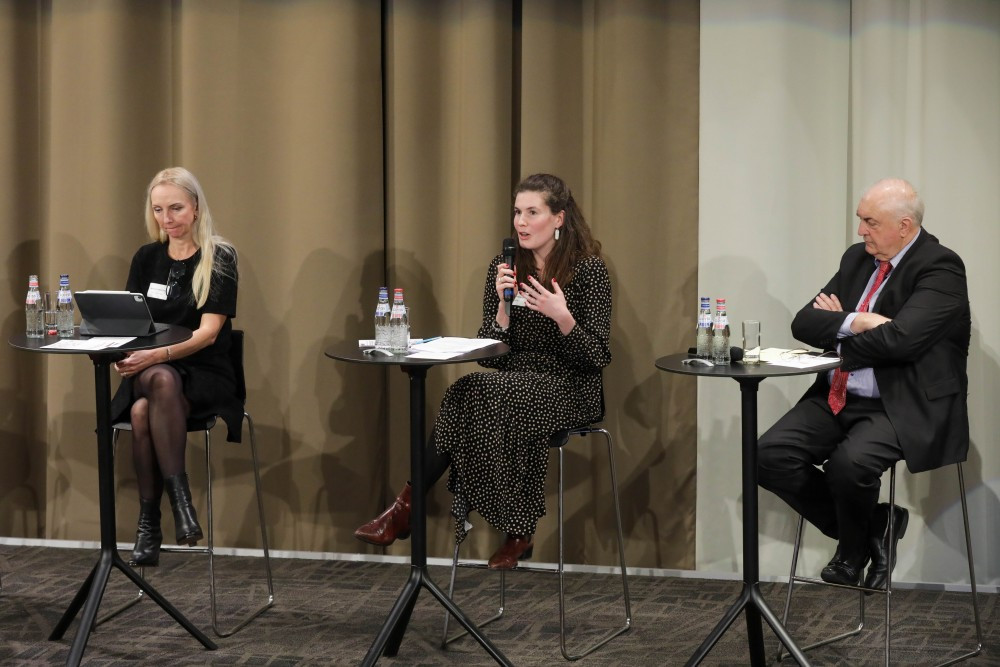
[407,337,501,360]
[759,347,838,368]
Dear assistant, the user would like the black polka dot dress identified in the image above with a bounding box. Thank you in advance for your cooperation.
[435,253,612,543]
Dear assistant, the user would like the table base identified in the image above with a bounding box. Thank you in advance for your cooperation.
[52,355,216,665]
[362,565,511,666]
[50,549,217,663]
[324,347,512,666]
[652,357,842,667]
[684,582,808,666]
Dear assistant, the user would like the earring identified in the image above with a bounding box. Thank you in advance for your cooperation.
[554,228,561,241]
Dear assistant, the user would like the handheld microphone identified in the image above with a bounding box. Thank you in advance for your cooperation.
[502,238,516,316]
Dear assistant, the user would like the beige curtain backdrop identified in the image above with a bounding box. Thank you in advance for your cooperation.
[0,1,699,570]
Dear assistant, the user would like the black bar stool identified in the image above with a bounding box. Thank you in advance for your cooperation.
[441,417,632,661]
[777,462,983,665]
[99,330,274,637]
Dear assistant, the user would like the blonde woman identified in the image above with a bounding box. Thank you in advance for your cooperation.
[110,167,240,567]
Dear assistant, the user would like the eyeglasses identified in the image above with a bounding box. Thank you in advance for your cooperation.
[166,262,187,300]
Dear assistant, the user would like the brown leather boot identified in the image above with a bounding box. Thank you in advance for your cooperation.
[488,534,534,570]
[354,483,412,546]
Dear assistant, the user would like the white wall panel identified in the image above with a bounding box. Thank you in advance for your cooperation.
[699,0,1000,587]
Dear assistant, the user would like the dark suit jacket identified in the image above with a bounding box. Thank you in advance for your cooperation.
[791,229,970,473]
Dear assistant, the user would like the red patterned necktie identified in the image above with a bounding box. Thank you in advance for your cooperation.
[827,260,892,415]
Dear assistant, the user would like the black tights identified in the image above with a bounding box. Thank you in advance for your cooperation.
[129,364,190,502]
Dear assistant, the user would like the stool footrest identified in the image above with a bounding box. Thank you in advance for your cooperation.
[455,561,559,574]
[790,575,889,596]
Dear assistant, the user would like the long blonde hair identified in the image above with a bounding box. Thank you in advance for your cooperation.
[144,167,236,308]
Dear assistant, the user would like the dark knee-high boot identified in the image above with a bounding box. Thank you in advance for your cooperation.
[130,498,163,566]
[164,473,203,546]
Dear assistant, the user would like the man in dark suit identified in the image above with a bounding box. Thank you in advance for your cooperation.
[758,178,970,590]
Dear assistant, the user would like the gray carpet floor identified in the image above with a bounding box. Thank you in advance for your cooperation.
[0,545,995,665]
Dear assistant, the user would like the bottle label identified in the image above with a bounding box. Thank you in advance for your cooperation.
[698,314,712,327]
[375,303,390,316]
[713,317,728,329]
[58,293,72,304]
[390,304,406,318]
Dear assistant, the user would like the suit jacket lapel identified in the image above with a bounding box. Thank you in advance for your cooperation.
[869,228,933,315]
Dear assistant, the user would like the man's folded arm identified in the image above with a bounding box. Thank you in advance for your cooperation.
[840,259,968,368]
[791,270,851,349]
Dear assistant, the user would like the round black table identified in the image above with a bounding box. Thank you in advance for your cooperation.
[655,353,840,667]
[9,326,217,666]
[325,340,512,667]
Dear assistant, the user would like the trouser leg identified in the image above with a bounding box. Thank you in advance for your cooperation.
[758,394,844,538]
[824,397,904,556]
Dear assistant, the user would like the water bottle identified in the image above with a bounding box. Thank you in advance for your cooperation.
[374,286,391,349]
[56,274,75,337]
[695,296,712,359]
[712,298,730,365]
[25,275,44,338]
[388,288,409,353]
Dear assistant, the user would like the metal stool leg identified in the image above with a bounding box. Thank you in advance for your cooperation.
[442,426,631,660]
[97,418,274,637]
[943,462,984,666]
[777,462,983,666]
[556,428,632,661]
[207,412,275,637]
[885,465,895,665]
[775,466,898,663]
[441,533,507,646]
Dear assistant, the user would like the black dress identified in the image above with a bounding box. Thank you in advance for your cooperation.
[436,253,612,542]
[109,242,243,442]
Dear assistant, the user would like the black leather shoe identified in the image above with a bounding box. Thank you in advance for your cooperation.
[164,473,203,546]
[864,502,908,594]
[820,544,869,586]
[130,498,162,567]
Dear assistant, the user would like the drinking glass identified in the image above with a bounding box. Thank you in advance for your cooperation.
[43,292,58,335]
[742,320,761,364]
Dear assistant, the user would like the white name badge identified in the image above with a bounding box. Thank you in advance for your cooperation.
[147,283,168,300]
[512,294,527,307]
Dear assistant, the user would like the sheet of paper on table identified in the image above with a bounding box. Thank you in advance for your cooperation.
[43,337,136,350]
[405,350,460,360]
[354,337,501,359]
[405,337,501,359]
[760,347,837,369]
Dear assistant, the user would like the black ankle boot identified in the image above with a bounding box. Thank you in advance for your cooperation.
[130,498,163,566]
[164,473,203,546]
